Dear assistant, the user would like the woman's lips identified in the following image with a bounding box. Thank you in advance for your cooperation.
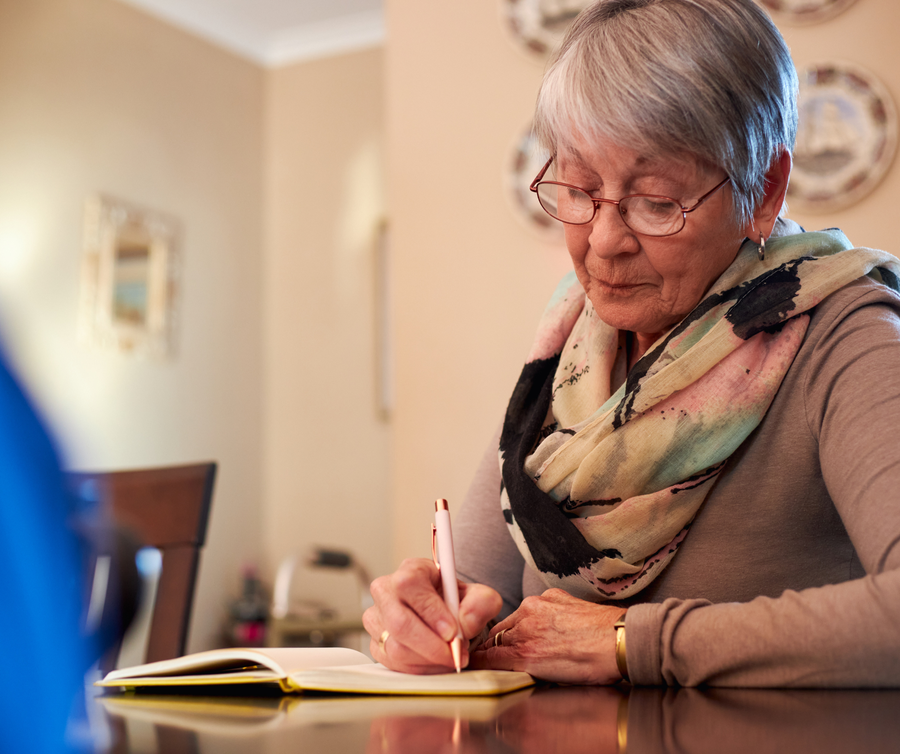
[594,279,646,294]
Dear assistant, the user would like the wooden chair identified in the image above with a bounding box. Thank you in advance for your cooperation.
[69,462,216,664]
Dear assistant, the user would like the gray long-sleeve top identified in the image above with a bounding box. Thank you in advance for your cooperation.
[455,275,900,686]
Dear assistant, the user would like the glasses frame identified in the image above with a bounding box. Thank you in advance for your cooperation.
[529,156,732,238]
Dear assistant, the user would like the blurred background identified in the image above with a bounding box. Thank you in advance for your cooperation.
[0,0,897,655]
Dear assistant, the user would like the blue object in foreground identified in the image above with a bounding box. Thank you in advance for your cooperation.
[0,344,92,753]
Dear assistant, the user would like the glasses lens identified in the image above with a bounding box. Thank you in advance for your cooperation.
[620,196,683,236]
[536,183,595,224]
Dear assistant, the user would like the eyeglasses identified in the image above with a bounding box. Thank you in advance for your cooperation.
[529,157,731,237]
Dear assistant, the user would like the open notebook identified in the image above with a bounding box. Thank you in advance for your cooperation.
[96,647,535,696]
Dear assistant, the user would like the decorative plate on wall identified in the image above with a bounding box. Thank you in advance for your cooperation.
[788,61,897,214]
[757,0,859,25]
[503,0,594,58]
[505,122,564,242]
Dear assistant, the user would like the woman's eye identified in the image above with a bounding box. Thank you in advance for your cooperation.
[637,197,678,215]
[565,187,591,202]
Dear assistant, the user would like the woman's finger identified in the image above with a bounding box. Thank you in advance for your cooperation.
[365,558,463,671]
[468,621,525,672]
[364,599,457,673]
[457,582,503,640]
[389,559,461,642]
[478,610,517,650]
[365,618,443,672]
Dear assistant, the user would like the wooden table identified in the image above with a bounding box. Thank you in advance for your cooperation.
[84,684,900,753]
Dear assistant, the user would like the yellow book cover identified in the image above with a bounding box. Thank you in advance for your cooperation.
[96,647,535,696]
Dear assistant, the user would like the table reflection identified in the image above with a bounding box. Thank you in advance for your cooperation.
[365,685,622,754]
[92,684,900,754]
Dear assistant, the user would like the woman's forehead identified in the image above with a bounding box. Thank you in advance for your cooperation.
[556,139,719,183]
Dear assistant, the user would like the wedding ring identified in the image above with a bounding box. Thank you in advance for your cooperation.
[494,628,509,648]
[378,629,390,652]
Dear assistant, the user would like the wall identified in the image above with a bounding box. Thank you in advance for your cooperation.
[384,0,571,563]
[383,0,900,564]
[0,0,265,652]
[777,1,900,248]
[262,48,392,601]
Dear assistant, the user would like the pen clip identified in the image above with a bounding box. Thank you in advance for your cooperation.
[431,523,440,570]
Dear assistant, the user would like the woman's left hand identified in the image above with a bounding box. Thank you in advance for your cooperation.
[468,588,625,685]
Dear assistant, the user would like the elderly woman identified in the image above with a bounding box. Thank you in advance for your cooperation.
[364,0,900,686]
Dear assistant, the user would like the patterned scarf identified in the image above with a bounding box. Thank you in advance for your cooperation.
[499,228,900,601]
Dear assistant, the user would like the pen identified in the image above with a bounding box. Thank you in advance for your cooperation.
[432,498,463,673]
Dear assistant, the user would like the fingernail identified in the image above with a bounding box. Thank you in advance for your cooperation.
[436,620,454,641]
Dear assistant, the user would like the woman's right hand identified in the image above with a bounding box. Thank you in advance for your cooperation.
[363,558,502,673]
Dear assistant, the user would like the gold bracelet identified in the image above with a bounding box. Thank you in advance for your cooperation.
[614,616,629,683]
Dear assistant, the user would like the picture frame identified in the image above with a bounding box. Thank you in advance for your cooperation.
[78,194,181,359]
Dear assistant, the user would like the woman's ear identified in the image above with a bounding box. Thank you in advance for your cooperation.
[749,148,792,241]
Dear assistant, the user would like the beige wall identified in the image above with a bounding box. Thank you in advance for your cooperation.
[0,0,265,651]
[263,49,392,597]
[385,0,570,563]
[384,0,900,564]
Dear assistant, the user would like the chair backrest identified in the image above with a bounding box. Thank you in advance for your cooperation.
[69,462,216,665]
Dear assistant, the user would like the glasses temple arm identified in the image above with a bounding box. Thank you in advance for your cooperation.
[530,156,555,192]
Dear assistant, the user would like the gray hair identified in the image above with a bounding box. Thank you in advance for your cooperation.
[533,0,798,225]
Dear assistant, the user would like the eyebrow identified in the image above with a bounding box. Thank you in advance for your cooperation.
[559,149,602,181]
[562,145,653,173]
[561,146,589,168]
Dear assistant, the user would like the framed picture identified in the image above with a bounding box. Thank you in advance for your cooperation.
[78,195,181,358]
[788,61,897,213]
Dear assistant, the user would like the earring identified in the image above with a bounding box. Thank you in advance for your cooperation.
[757,233,766,262]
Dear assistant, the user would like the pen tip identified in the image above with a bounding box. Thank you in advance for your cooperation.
[451,637,462,673]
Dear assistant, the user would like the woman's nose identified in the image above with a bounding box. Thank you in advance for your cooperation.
[588,202,639,257]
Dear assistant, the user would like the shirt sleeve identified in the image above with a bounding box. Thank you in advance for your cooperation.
[454,423,525,620]
[626,285,900,687]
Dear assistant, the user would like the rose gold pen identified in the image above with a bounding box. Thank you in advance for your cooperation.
[432,498,463,672]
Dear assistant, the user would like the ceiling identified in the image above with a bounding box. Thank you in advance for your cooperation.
[115,0,384,67]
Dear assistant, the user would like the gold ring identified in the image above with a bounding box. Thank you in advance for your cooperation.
[494,628,509,648]
[378,629,390,652]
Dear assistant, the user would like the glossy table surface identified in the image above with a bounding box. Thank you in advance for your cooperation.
[81,683,900,754]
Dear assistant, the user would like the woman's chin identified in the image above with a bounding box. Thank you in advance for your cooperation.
[588,293,673,340]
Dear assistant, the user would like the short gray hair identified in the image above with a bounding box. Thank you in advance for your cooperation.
[533,0,798,225]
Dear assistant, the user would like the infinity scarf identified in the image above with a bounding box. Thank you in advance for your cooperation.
[499,227,900,601]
